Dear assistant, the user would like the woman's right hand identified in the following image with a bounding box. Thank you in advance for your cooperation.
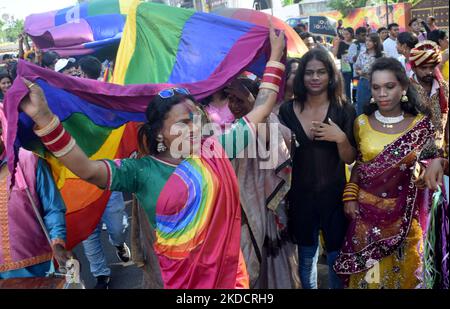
[20,78,54,128]
[344,200,360,220]
[423,158,446,190]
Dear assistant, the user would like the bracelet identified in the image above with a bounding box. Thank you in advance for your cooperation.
[52,136,76,158]
[266,61,285,70]
[259,61,285,93]
[342,182,359,203]
[33,115,60,137]
[342,197,358,203]
[262,75,283,84]
[264,66,285,77]
[33,115,76,158]
[260,82,280,93]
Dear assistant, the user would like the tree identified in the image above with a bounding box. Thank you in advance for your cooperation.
[329,0,421,17]
[3,18,24,42]
[283,0,295,6]
[328,0,368,17]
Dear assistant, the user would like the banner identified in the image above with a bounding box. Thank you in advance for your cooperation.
[308,15,337,37]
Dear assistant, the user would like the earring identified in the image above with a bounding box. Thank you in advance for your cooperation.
[370,97,376,104]
[401,91,408,103]
[156,134,167,153]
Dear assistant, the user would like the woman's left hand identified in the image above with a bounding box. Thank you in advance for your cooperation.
[311,118,347,143]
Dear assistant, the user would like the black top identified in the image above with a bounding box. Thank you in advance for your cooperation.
[336,41,352,60]
[278,100,356,194]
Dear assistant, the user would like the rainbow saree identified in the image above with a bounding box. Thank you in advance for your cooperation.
[102,118,255,289]
[334,115,437,288]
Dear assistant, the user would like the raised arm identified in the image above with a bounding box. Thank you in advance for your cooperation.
[245,25,286,127]
[20,79,108,188]
[18,33,25,60]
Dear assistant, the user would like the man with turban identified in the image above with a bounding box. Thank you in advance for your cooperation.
[410,40,449,155]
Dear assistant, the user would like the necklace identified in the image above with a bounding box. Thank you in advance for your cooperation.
[374,110,404,128]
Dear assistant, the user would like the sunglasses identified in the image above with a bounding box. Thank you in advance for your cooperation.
[158,87,190,99]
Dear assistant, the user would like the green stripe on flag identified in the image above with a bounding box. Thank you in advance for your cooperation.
[124,3,195,84]
[63,113,112,157]
[88,0,121,16]
[21,113,112,158]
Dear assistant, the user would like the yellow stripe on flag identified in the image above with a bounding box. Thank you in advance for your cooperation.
[119,0,139,15]
[113,0,139,85]
[48,125,126,189]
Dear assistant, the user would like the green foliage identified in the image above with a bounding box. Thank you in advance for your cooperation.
[328,0,421,17]
[328,0,368,17]
[2,18,24,42]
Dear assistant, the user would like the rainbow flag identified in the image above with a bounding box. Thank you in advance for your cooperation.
[24,0,138,57]
[113,2,275,85]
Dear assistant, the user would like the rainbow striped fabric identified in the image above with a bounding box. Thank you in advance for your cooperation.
[24,0,138,57]
[113,2,275,86]
[154,158,218,259]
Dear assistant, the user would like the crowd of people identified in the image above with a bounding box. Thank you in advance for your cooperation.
[0,14,448,290]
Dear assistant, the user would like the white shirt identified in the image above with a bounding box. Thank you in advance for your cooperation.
[383,37,401,59]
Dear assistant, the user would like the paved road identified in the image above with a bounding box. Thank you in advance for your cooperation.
[73,204,143,289]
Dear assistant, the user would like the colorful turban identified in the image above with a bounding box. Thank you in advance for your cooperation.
[409,40,442,68]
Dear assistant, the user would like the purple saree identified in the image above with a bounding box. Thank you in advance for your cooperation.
[334,116,435,283]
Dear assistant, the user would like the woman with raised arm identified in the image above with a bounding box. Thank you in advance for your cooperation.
[19,27,286,289]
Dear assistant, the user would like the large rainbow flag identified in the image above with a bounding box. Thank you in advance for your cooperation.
[113,2,277,85]
[24,0,139,57]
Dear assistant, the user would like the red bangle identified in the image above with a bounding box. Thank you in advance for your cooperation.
[46,130,72,153]
[262,75,283,87]
[264,66,285,77]
[41,122,65,144]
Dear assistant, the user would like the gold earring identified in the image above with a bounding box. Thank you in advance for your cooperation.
[401,91,408,103]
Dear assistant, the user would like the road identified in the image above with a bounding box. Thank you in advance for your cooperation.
[73,203,143,289]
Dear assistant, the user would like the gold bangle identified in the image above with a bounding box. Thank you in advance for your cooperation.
[345,182,359,188]
[344,186,359,191]
[33,115,60,137]
[343,195,358,200]
[343,198,357,202]
[345,185,359,190]
[343,192,358,197]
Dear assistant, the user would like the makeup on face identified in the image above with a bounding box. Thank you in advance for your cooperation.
[371,73,403,112]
